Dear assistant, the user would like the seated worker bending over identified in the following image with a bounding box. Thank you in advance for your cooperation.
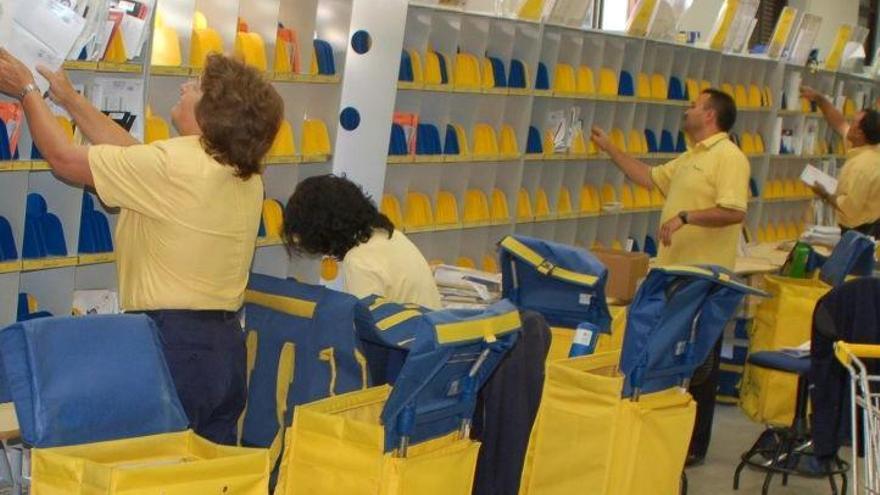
[282,174,442,309]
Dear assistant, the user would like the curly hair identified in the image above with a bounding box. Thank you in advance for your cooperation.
[283,175,395,260]
[196,54,283,180]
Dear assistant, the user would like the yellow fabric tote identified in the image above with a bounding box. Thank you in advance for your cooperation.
[739,275,830,425]
[274,386,480,495]
[31,430,271,494]
[274,300,522,495]
[519,351,694,495]
[545,305,628,363]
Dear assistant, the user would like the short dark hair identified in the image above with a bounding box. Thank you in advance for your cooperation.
[196,55,283,180]
[282,174,395,260]
[859,109,880,144]
[702,89,737,132]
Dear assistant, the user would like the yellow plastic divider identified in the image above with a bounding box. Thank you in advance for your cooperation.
[601,183,617,204]
[302,119,331,156]
[491,189,510,221]
[381,194,403,227]
[473,124,500,157]
[150,11,182,66]
[517,188,533,220]
[636,73,651,98]
[262,199,284,238]
[269,120,296,156]
[463,189,491,223]
[500,125,519,157]
[404,192,434,228]
[598,68,618,96]
[650,74,667,100]
[554,64,576,93]
[435,191,459,225]
[576,66,595,94]
[535,188,551,216]
[481,58,496,90]
[454,53,481,90]
[235,31,268,71]
[580,185,600,213]
[557,187,573,215]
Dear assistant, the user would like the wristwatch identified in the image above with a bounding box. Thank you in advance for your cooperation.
[678,211,689,225]
[17,82,40,101]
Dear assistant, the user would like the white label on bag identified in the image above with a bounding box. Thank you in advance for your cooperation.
[675,341,687,355]
[573,328,594,345]
[579,293,592,305]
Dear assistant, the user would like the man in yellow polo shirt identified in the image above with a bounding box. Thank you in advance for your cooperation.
[592,88,750,466]
[801,86,880,237]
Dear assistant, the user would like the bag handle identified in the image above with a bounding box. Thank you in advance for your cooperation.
[500,236,599,288]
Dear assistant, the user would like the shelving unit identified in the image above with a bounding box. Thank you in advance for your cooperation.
[1,1,877,326]
[0,0,356,325]
[376,3,879,271]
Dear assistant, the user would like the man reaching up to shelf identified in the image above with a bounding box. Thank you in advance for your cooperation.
[591,88,750,466]
[800,86,880,237]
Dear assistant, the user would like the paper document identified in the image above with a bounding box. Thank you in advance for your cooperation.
[780,340,811,358]
[1,0,86,92]
[800,164,838,194]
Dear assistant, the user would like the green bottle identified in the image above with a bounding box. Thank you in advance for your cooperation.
[789,243,811,278]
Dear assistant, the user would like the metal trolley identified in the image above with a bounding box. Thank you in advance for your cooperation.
[835,342,880,494]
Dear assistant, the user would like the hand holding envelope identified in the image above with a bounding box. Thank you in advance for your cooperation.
[0,47,37,99]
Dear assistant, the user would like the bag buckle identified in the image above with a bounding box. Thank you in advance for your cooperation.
[537,260,555,275]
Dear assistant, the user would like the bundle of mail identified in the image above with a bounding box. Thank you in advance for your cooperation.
[433,264,502,309]
[800,225,842,246]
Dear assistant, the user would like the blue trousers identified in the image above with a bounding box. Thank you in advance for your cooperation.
[141,310,246,445]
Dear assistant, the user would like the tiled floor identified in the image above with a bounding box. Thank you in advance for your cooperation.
[686,405,852,495]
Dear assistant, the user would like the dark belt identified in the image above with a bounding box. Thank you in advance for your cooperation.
[129,309,239,321]
[841,220,880,238]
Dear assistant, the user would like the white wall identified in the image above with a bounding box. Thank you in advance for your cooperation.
[677,0,859,60]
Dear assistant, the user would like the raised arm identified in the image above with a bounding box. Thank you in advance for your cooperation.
[0,49,93,186]
[801,85,849,137]
[37,66,140,146]
[590,126,654,189]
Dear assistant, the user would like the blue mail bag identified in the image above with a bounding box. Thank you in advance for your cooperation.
[499,235,612,330]
[241,274,373,465]
[619,265,768,397]
[0,314,188,447]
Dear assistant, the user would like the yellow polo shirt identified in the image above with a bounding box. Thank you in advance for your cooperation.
[343,229,442,309]
[650,132,750,270]
[89,136,264,311]
[835,145,880,228]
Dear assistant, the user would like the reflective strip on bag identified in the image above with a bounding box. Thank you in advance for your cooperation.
[434,310,521,344]
[376,310,424,331]
[245,290,317,318]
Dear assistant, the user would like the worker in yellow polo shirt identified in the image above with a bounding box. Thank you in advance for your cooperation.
[0,51,283,445]
[801,86,880,237]
[282,175,442,309]
[592,88,750,466]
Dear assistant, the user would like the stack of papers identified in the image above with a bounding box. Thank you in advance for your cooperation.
[0,0,86,92]
[780,340,811,358]
[800,164,838,194]
[800,225,842,246]
[434,264,502,309]
[72,289,119,315]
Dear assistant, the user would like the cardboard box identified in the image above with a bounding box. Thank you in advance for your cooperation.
[592,248,650,302]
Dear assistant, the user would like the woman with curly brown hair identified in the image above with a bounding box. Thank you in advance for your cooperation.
[283,174,441,309]
[0,50,282,444]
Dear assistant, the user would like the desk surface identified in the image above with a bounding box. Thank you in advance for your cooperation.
[735,242,790,275]
[0,403,19,441]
